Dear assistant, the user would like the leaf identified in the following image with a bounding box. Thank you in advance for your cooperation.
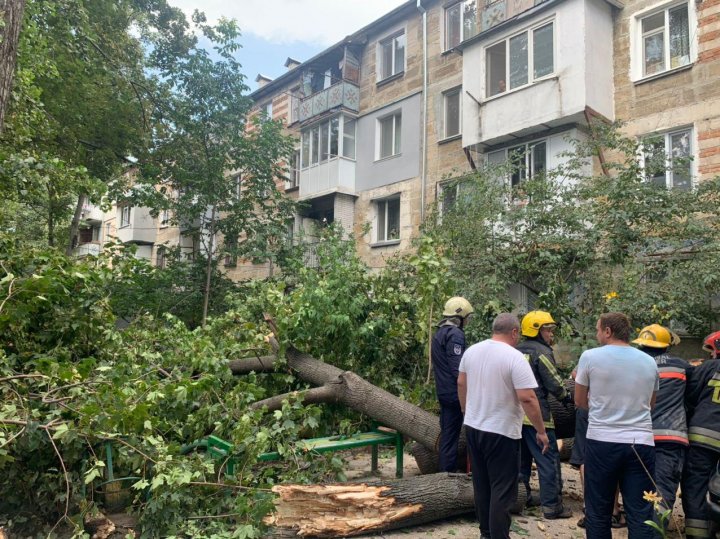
[52,423,69,440]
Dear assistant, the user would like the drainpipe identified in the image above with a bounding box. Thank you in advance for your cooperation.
[417,0,428,222]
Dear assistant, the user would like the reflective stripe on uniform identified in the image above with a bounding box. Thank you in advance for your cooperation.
[689,433,720,450]
[523,416,555,428]
[686,519,710,538]
[658,366,686,381]
[653,428,688,444]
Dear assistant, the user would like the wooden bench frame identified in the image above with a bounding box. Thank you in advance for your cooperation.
[196,426,404,478]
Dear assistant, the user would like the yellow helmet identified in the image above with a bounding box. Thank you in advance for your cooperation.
[633,324,680,348]
[521,311,557,337]
[442,297,474,319]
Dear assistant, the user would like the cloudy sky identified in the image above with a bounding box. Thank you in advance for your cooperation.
[168,0,408,91]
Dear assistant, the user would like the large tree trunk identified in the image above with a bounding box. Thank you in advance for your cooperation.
[66,194,85,255]
[0,0,26,134]
[266,473,475,538]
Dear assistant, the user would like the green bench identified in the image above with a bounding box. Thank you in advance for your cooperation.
[188,426,404,478]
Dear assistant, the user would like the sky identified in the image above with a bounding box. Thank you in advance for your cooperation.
[168,0,408,91]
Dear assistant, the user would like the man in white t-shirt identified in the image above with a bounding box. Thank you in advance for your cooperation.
[458,313,550,539]
[574,312,659,539]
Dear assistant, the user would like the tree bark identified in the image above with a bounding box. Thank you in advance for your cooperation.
[250,384,340,411]
[266,473,475,538]
[201,205,217,327]
[66,194,85,255]
[0,0,26,134]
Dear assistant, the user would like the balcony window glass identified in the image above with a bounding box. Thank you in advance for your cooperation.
[509,33,529,89]
[486,140,548,187]
[311,126,320,165]
[445,1,478,50]
[343,118,356,159]
[486,22,554,98]
[301,131,310,169]
[379,112,402,159]
[444,89,461,138]
[640,4,690,77]
[642,128,693,190]
[377,197,401,242]
[320,122,330,162]
[330,117,339,159]
[379,32,405,80]
[120,206,131,227]
[533,23,554,78]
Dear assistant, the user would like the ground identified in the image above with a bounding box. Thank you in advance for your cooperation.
[344,447,685,539]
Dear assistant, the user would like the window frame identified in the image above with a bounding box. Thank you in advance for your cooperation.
[485,19,555,99]
[640,127,694,190]
[160,209,170,228]
[263,100,273,119]
[376,111,402,161]
[485,138,549,187]
[443,87,462,140]
[444,0,477,51]
[377,30,406,82]
[300,114,355,169]
[120,205,131,228]
[634,1,693,81]
[156,246,166,269]
[375,195,401,244]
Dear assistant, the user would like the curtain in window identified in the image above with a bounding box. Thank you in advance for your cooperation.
[669,5,690,68]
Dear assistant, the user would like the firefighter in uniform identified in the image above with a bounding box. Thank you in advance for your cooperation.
[517,311,572,519]
[682,330,720,539]
[632,324,689,523]
[431,296,474,472]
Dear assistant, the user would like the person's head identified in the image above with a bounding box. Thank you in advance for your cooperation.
[492,313,521,346]
[442,296,474,328]
[596,312,632,345]
[521,311,557,345]
[632,324,679,356]
[704,330,720,359]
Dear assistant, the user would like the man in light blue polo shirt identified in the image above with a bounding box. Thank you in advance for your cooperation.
[575,312,658,539]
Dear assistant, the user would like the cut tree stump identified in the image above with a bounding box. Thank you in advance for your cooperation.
[266,472,475,537]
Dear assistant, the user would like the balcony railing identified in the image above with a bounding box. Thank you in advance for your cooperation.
[298,81,360,123]
[72,242,102,257]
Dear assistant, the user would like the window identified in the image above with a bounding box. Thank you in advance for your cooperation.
[642,128,693,190]
[378,32,406,81]
[300,117,344,168]
[289,86,301,123]
[440,180,474,214]
[156,246,166,269]
[120,205,131,227]
[224,237,238,267]
[486,22,554,97]
[263,101,273,118]
[639,3,690,77]
[343,118,356,159]
[376,197,401,242]
[443,88,461,139]
[287,150,300,189]
[486,140,547,187]
[378,113,402,159]
[160,209,170,227]
[445,0,478,50]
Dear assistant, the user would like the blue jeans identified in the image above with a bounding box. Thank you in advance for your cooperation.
[520,425,563,514]
[585,439,655,539]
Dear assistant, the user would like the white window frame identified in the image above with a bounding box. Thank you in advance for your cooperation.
[631,0,696,82]
[160,209,170,228]
[640,127,694,190]
[376,111,402,160]
[375,195,401,243]
[286,149,300,189]
[486,138,549,187]
[443,87,462,139]
[444,0,477,51]
[120,205,131,228]
[377,30,406,82]
[263,100,273,118]
[300,115,351,169]
[485,20,555,99]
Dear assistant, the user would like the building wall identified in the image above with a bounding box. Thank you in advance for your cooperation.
[614,0,720,182]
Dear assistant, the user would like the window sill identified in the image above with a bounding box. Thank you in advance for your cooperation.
[285,185,299,193]
[370,239,401,249]
[483,75,558,104]
[374,153,402,163]
[376,72,405,88]
[119,224,130,229]
[633,63,694,86]
[438,134,462,145]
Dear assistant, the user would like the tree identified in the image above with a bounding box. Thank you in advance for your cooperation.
[0,0,26,133]
[129,12,297,326]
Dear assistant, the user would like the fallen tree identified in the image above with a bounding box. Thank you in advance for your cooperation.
[266,473,475,538]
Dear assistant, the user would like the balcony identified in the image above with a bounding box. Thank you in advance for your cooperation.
[80,203,104,223]
[71,242,102,258]
[116,207,157,245]
[299,157,355,200]
[298,81,360,123]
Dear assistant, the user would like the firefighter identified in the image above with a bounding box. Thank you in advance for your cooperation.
[517,311,572,519]
[632,324,689,523]
[431,296,474,472]
[682,330,720,538]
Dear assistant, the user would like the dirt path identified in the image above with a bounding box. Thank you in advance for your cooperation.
[345,449,683,538]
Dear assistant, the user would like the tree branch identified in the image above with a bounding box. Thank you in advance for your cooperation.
[228,355,277,375]
[250,384,341,412]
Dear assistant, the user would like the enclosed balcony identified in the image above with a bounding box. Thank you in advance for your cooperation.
[116,206,157,245]
[297,81,360,123]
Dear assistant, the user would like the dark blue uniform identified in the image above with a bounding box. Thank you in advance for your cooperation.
[432,321,466,472]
